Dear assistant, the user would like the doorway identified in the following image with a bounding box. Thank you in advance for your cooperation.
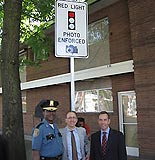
[118,91,139,157]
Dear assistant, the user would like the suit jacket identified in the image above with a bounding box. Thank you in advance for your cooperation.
[59,127,90,160]
[90,128,127,160]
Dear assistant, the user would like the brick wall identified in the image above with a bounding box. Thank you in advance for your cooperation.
[26,48,69,81]
[128,0,155,159]
[89,0,132,63]
[23,84,70,134]
[23,0,134,135]
[77,0,133,133]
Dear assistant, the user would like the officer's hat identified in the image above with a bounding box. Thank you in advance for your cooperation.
[39,99,59,111]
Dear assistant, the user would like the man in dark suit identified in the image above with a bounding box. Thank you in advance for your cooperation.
[90,111,127,160]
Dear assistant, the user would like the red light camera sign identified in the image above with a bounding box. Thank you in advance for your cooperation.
[55,0,88,58]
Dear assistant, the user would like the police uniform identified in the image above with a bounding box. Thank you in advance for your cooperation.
[32,99,63,160]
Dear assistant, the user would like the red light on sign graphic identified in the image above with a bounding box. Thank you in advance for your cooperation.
[69,12,75,18]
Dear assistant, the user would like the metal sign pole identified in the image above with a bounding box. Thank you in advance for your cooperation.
[70,57,75,111]
[55,0,88,111]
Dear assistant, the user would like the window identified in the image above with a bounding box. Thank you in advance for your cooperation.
[75,88,113,112]
[22,91,27,113]
[19,52,26,83]
[88,17,109,45]
[75,17,110,71]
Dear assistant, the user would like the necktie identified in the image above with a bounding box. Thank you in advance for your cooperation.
[102,132,107,156]
[71,131,78,160]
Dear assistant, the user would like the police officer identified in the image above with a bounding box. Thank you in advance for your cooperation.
[32,99,63,160]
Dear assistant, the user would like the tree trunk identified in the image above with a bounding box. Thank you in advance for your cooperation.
[0,0,26,160]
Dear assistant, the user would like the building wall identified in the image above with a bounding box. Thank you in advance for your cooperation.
[89,0,133,63]
[0,0,155,159]
[76,0,133,131]
[128,0,155,159]
[27,50,69,81]
[21,0,155,159]
[20,0,132,133]
[23,84,70,134]
[23,0,133,134]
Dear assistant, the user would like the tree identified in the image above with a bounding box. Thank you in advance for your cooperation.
[0,0,55,159]
[0,0,26,159]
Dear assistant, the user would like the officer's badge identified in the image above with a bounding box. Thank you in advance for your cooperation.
[33,128,39,137]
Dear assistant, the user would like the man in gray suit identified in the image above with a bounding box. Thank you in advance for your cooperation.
[59,111,89,160]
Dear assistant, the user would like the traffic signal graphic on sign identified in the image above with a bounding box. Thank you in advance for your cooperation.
[68,11,76,30]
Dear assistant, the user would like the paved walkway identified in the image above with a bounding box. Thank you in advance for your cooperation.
[25,137,139,160]
[25,140,32,160]
[128,156,139,160]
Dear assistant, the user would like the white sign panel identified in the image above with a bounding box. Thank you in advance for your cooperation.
[55,0,88,58]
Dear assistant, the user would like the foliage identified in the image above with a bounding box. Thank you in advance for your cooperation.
[0,0,96,66]
[21,0,55,66]
[0,0,55,66]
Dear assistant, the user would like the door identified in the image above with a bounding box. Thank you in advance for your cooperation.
[118,91,139,157]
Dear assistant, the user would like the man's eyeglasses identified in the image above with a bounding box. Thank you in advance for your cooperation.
[66,117,77,120]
